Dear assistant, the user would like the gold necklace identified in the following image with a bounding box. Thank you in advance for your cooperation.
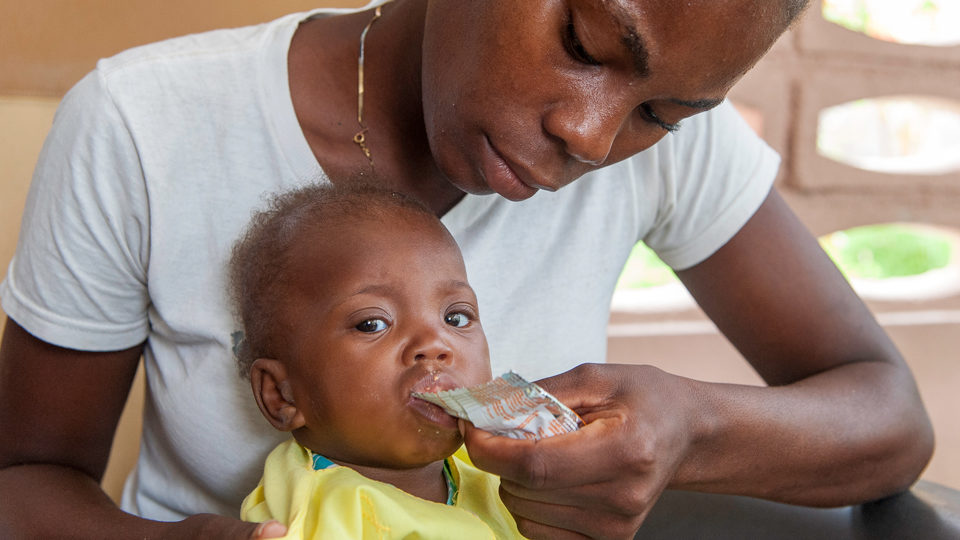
[354,3,387,169]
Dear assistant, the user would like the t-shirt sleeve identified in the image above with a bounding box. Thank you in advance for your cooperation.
[0,68,151,351]
[642,100,780,270]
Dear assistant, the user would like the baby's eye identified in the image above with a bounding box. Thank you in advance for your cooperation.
[444,312,470,328]
[355,319,387,333]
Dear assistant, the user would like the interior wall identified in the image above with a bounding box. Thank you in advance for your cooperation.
[0,0,366,96]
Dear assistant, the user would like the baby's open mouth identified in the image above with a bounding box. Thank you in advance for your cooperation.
[407,371,463,429]
[409,371,461,395]
[408,396,459,429]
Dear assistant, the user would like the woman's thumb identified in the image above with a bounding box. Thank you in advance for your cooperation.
[252,520,287,539]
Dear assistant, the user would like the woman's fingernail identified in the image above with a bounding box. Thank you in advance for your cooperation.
[256,520,287,538]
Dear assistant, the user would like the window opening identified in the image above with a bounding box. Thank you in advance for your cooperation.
[820,223,954,279]
[613,225,959,311]
[615,242,677,291]
[817,96,960,175]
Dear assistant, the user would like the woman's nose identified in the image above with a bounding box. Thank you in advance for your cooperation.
[543,94,626,166]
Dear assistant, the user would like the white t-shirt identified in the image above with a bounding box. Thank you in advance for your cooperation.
[0,7,778,521]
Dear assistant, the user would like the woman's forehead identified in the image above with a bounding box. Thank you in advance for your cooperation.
[573,1,781,91]
[604,0,797,32]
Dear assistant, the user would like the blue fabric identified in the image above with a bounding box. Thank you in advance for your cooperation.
[310,452,337,471]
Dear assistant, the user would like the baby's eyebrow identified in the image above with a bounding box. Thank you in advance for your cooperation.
[344,281,474,299]
[322,283,394,312]
[349,284,395,297]
[437,279,475,295]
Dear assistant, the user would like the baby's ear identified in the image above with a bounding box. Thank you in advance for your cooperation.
[250,358,305,432]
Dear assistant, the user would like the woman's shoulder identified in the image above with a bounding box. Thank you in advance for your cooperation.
[92,13,300,83]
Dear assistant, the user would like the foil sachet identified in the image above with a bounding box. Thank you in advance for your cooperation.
[413,372,583,440]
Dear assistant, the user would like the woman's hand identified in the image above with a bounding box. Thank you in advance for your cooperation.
[462,363,701,540]
[462,191,934,539]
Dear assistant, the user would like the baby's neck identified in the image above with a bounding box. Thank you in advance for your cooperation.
[336,458,450,504]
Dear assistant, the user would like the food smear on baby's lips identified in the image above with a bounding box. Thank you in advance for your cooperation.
[412,372,583,440]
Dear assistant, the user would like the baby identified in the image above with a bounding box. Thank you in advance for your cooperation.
[229,183,523,539]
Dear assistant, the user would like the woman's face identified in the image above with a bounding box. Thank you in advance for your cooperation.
[278,211,492,469]
[421,0,785,200]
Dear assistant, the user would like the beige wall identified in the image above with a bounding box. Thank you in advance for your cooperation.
[0,0,365,96]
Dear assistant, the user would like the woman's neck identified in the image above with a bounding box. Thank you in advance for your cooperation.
[288,0,465,216]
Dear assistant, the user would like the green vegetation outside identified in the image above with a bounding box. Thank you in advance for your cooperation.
[616,224,954,291]
[820,224,952,280]
[615,242,678,290]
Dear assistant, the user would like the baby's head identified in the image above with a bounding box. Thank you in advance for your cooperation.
[229,183,492,469]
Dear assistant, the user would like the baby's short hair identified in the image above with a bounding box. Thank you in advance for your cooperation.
[229,182,438,378]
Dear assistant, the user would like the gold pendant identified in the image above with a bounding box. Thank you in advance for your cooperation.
[353,129,373,167]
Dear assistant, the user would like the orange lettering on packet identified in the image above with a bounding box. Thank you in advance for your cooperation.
[413,372,583,440]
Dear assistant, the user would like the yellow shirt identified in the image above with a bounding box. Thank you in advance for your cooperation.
[241,440,525,539]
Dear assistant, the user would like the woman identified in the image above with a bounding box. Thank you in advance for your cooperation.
[0,1,933,538]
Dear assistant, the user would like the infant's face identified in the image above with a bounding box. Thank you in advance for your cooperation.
[279,212,491,468]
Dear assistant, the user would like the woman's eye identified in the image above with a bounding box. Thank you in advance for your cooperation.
[639,103,681,133]
[355,319,387,333]
[444,312,470,328]
[564,14,600,66]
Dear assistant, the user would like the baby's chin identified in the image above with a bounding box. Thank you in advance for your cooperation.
[324,434,463,471]
[390,431,464,468]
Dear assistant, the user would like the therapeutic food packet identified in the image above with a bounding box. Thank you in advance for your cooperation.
[413,372,583,440]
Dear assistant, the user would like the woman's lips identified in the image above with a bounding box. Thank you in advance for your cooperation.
[480,135,538,201]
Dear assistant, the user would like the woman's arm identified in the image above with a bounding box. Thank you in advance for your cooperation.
[670,188,933,501]
[0,319,284,539]
[463,188,933,539]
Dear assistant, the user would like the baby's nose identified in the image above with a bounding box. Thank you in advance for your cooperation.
[415,350,449,363]
[405,325,453,365]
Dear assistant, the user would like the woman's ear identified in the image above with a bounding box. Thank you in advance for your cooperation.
[250,358,305,432]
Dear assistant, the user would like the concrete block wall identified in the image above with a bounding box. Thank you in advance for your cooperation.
[729,0,960,236]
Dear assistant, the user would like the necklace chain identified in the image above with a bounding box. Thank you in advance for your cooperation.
[353,4,386,169]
